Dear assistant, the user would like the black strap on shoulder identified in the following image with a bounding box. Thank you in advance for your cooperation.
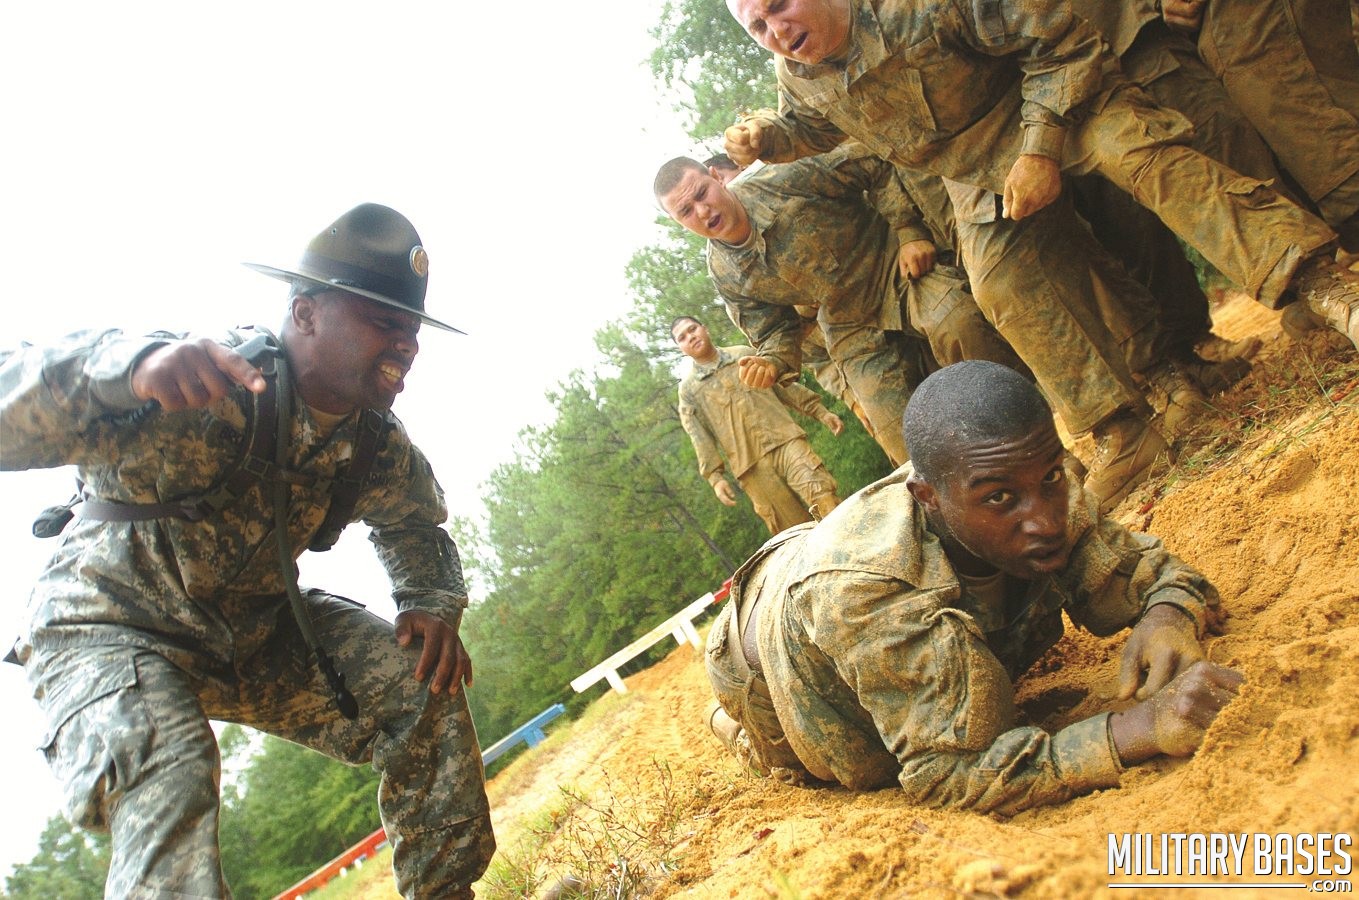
[307,408,390,552]
[37,330,386,549]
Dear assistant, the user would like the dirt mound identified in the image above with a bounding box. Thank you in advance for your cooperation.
[480,296,1358,900]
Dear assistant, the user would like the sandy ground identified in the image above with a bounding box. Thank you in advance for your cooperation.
[474,294,1359,900]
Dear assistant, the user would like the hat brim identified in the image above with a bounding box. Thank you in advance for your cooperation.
[243,262,465,334]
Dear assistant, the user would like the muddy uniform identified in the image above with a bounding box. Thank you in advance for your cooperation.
[1199,0,1359,248]
[1071,0,1290,353]
[710,145,1014,465]
[678,345,839,534]
[745,0,1338,311]
[0,328,493,898]
[705,465,1216,813]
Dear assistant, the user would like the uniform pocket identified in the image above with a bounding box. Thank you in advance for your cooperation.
[38,651,151,830]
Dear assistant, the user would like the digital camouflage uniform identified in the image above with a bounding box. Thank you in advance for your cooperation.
[1199,0,1359,247]
[1071,0,1290,353]
[745,0,1339,310]
[705,464,1217,813]
[709,145,1016,465]
[678,345,839,534]
[0,328,493,899]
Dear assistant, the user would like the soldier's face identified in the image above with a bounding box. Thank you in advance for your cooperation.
[911,426,1073,581]
[727,0,851,65]
[661,168,751,244]
[672,319,715,360]
[298,291,421,414]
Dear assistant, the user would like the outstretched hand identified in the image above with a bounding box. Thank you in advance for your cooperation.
[131,339,267,411]
[1118,603,1205,700]
[395,610,473,695]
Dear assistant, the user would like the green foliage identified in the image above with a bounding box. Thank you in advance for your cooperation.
[650,0,778,140]
[218,725,382,899]
[3,815,110,900]
[459,331,768,742]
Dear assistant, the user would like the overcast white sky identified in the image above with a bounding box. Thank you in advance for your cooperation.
[0,0,726,880]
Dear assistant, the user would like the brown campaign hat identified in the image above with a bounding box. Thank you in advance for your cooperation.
[245,203,463,334]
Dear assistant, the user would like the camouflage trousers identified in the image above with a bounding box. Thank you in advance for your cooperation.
[951,186,1150,435]
[816,264,1023,467]
[1200,0,1359,242]
[817,325,930,467]
[737,439,838,535]
[703,538,810,781]
[26,591,493,899]
[1074,21,1290,356]
[1065,84,1336,307]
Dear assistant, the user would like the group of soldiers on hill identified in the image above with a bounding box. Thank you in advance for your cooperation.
[667,0,1359,535]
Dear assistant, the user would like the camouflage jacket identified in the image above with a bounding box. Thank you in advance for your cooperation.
[708,144,938,379]
[678,345,832,482]
[740,464,1216,814]
[747,0,1121,195]
[0,328,466,670]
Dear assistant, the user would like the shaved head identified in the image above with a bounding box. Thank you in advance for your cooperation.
[904,362,1054,486]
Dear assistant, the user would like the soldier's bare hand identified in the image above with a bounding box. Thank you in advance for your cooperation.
[713,479,740,506]
[1111,660,1242,764]
[1161,0,1206,33]
[737,355,778,388]
[1118,604,1204,700]
[724,121,767,167]
[131,339,266,411]
[395,610,473,694]
[1002,154,1062,220]
[821,412,844,436]
[897,240,938,279]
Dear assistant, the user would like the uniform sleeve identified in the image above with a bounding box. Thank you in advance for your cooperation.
[802,571,1123,815]
[773,380,832,421]
[0,329,172,470]
[678,383,726,485]
[362,429,469,628]
[832,147,936,247]
[947,0,1114,160]
[746,86,850,163]
[1058,489,1220,638]
[719,294,805,378]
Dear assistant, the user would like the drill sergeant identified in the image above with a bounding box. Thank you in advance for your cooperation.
[0,204,494,898]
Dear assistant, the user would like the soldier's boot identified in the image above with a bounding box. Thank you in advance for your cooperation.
[1143,362,1211,441]
[1085,411,1170,514]
[707,702,742,754]
[1176,353,1252,395]
[1289,256,1359,351]
[1194,332,1263,366]
[808,493,840,520]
